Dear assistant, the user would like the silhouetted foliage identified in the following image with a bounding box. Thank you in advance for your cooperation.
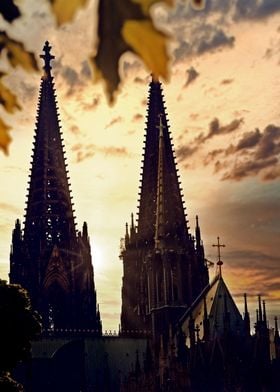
[0,279,41,391]
[0,373,23,392]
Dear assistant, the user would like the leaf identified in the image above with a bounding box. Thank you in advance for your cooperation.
[0,0,21,23]
[0,118,11,155]
[92,0,170,104]
[122,20,169,80]
[0,32,38,72]
[0,78,21,114]
[49,0,89,25]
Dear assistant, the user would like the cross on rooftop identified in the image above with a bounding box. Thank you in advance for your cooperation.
[40,41,55,73]
[212,236,225,277]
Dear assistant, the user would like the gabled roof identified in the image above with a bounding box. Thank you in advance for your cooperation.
[180,274,244,345]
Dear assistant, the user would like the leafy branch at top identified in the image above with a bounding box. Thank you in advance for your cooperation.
[0,0,205,154]
[0,2,38,155]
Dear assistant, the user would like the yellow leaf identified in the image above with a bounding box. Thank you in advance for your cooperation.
[131,0,174,14]
[0,117,11,155]
[0,32,38,72]
[0,79,21,113]
[93,0,170,104]
[122,20,169,80]
[49,0,89,25]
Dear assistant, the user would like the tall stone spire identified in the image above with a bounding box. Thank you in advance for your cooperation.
[24,40,76,251]
[10,42,101,334]
[137,77,189,248]
[120,77,209,340]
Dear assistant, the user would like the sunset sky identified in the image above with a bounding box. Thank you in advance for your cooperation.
[0,0,279,330]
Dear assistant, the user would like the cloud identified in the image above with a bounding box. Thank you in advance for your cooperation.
[196,28,235,54]
[168,0,280,22]
[71,143,95,163]
[204,124,280,181]
[204,148,224,165]
[60,65,82,95]
[185,66,199,87]
[234,0,280,20]
[226,249,279,272]
[122,59,141,76]
[19,81,37,100]
[100,146,128,157]
[134,76,146,84]
[105,116,123,129]
[262,165,280,181]
[71,143,129,163]
[255,124,280,159]
[221,78,234,85]
[205,117,244,141]
[69,125,80,135]
[177,117,244,162]
[81,95,101,111]
[222,157,278,181]
[176,145,199,162]
[132,113,144,122]
[0,203,21,215]
[224,249,280,300]
[235,129,262,150]
[173,24,235,62]
[81,60,91,79]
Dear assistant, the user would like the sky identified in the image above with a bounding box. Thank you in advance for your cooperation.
[0,0,279,331]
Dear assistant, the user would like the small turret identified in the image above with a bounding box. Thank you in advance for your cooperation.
[82,222,88,240]
[274,316,280,359]
[262,300,267,327]
[258,295,263,323]
[130,213,136,240]
[195,215,201,247]
[125,222,129,247]
[243,293,251,336]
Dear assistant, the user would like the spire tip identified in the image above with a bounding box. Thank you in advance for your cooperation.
[40,41,55,74]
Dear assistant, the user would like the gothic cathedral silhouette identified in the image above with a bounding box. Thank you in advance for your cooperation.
[9,42,280,392]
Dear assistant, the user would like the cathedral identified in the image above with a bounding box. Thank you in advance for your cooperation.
[10,43,280,391]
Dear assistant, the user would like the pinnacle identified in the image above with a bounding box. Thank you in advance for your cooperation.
[40,41,55,75]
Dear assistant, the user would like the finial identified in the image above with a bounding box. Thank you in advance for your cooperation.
[82,222,88,238]
[262,300,267,326]
[258,295,263,322]
[243,293,250,336]
[244,293,248,313]
[131,213,134,229]
[40,41,55,74]
[212,236,225,277]
[196,215,199,227]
